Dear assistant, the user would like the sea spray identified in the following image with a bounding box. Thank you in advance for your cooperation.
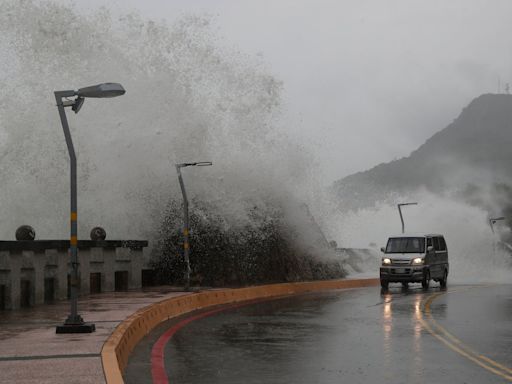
[0,0,342,281]
[321,189,512,283]
[153,198,345,286]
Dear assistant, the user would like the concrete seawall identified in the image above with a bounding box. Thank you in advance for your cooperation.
[102,277,380,383]
[0,240,148,310]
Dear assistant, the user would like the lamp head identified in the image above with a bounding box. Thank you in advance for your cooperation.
[71,97,85,114]
[398,202,418,207]
[177,161,213,168]
[77,83,126,98]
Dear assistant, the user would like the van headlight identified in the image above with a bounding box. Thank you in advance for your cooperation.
[382,258,391,265]
[412,257,424,265]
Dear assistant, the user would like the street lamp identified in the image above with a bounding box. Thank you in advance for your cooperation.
[489,216,505,233]
[397,202,418,234]
[175,162,213,291]
[489,216,505,259]
[55,83,125,334]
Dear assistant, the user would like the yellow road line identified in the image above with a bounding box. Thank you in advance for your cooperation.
[420,287,512,382]
[425,294,512,376]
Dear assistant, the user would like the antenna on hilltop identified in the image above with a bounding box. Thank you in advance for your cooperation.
[506,83,510,94]
[498,76,501,93]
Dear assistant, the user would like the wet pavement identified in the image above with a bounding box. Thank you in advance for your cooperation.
[126,284,512,384]
[0,288,191,384]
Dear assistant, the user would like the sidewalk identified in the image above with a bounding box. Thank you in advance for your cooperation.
[0,288,191,384]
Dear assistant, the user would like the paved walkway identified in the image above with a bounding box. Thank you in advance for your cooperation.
[0,288,191,384]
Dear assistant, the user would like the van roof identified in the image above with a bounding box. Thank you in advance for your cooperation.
[387,233,445,238]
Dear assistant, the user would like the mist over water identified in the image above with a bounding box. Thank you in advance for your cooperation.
[0,1,317,246]
[2,1,509,284]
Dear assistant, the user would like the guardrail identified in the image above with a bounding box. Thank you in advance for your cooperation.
[101,277,379,383]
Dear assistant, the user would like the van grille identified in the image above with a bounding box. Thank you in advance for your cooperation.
[392,259,410,265]
[391,268,411,275]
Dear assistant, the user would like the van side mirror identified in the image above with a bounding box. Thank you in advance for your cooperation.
[380,247,386,253]
[427,246,434,253]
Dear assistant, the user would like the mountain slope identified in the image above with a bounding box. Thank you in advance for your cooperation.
[332,94,512,211]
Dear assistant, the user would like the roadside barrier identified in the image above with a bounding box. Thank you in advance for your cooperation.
[101,277,379,383]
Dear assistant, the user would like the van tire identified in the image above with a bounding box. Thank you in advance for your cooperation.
[422,270,430,290]
[440,270,448,288]
[380,280,389,290]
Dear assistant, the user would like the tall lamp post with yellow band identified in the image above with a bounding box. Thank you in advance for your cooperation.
[176,162,212,291]
[55,83,125,333]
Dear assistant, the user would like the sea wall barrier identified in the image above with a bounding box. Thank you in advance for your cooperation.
[101,277,379,383]
[0,239,148,309]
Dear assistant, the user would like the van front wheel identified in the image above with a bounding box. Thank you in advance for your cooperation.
[440,270,448,288]
[422,270,430,290]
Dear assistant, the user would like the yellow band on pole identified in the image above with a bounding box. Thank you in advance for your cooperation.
[184,243,189,249]
[70,236,78,246]
[71,212,77,221]
[183,229,189,236]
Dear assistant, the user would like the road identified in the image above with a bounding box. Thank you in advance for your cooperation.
[125,284,512,383]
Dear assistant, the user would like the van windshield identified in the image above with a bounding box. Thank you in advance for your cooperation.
[385,237,425,253]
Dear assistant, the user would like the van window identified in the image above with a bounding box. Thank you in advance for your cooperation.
[439,237,447,251]
[433,237,441,251]
[386,237,425,253]
[427,237,432,247]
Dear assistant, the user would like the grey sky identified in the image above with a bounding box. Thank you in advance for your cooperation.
[69,0,512,183]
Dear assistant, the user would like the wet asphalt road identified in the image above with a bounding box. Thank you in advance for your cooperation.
[125,284,512,384]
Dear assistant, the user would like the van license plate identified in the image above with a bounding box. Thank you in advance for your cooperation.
[395,268,406,274]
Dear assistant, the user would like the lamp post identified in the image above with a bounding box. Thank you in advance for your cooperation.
[55,83,125,334]
[397,202,418,234]
[489,216,505,259]
[175,162,212,291]
[489,216,505,233]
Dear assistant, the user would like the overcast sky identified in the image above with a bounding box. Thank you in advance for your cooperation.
[68,0,512,183]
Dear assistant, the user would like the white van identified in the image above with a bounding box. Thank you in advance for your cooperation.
[379,234,449,290]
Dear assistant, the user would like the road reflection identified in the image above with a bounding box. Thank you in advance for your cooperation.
[412,294,423,383]
[382,294,393,379]
[381,287,426,383]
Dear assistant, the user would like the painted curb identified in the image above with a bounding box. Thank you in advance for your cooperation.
[101,278,379,383]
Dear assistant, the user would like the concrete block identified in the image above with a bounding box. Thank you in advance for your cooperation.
[115,247,131,262]
[32,251,45,305]
[9,252,21,310]
[90,247,104,263]
[21,250,34,269]
[0,251,10,270]
[79,249,90,296]
[129,249,143,290]
[45,249,59,267]
[56,250,68,300]
[103,248,115,292]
